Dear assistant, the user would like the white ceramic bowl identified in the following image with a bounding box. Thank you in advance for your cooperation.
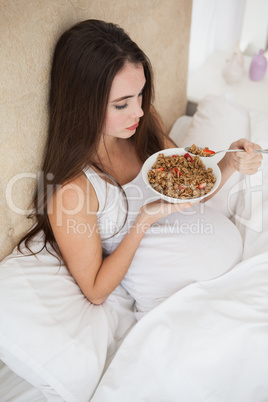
[141,147,222,203]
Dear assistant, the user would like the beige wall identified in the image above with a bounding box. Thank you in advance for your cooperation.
[0,0,192,260]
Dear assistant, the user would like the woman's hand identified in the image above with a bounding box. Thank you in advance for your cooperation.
[227,138,263,175]
[137,199,194,231]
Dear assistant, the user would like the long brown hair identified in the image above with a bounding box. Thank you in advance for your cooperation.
[19,19,167,256]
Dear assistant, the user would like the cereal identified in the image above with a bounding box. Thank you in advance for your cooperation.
[188,144,215,157]
[147,152,216,199]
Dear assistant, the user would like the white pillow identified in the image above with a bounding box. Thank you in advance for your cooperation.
[0,359,46,402]
[169,115,192,145]
[169,95,250,218]
[249,109,268,148]
[170,94,250,155]
[0,241,136,401]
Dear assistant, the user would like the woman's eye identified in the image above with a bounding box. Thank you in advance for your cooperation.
[115,103,128,110]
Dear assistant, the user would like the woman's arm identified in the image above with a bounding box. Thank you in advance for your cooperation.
[160,135,262,200]
[204,138,263,200]
[48,173,192,305]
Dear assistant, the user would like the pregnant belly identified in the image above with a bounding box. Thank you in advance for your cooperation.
[121,205,243,316]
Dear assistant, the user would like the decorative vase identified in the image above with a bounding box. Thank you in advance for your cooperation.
[249,49,267,81]
[222,42,244,84]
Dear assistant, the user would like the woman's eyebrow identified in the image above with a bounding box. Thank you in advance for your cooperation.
[110,82,146,103]
[111,95,134,103]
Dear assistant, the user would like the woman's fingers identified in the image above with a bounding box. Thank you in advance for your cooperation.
[229,139,263,174]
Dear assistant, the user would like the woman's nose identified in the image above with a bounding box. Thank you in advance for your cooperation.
[133,99,144,118]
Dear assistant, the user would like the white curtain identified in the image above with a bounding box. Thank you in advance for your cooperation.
[188,0,246,73]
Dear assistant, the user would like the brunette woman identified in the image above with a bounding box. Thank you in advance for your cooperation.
[18,19,262,307]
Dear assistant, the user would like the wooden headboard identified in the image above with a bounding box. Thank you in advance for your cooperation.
[0,0,192,260]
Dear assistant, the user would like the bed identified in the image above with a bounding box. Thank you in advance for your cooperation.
[1,1,268,399]
[1,94,268,401]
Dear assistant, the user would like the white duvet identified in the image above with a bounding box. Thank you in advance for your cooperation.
[92,252,268,402]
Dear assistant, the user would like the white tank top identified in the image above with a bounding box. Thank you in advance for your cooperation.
[83,167,158,255]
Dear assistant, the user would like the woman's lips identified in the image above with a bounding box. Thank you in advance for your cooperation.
[126,122,139,130]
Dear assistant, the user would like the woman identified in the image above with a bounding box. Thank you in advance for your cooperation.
[19,19,262,309]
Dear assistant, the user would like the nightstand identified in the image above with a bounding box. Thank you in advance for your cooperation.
[187,50,268,115]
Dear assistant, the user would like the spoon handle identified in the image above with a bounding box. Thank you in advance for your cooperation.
[254,149,268,153]
[224,149,268,154]
[223,149,245,153]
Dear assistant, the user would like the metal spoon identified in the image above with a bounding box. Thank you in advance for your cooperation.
[184,147,268,155]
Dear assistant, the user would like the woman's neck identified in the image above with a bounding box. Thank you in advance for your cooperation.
[95,137,142,185]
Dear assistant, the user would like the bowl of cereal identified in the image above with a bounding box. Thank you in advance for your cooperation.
[141,148,221,203]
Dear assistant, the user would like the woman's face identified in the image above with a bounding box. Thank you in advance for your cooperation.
[103,63,146,139]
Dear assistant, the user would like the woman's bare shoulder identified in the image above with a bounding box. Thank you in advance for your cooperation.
[51,171,99,215]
